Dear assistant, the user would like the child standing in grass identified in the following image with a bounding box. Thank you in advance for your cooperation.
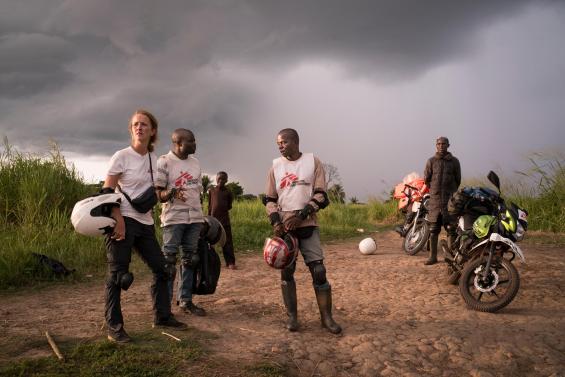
[155,128,206,316]
[207,171,237,269]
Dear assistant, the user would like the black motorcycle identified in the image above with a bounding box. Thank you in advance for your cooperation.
[442,171,528,312]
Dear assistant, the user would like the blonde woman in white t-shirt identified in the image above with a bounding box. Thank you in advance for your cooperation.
[100,109,186,343]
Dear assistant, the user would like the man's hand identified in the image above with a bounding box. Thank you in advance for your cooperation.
[284,215,302,232]
[171,187,187,202]
[163,187,187,202]
[273,223,285,237]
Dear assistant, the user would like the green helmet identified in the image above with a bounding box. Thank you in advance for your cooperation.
[473,215,496,238]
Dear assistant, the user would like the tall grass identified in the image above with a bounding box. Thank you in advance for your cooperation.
[226,198,398,252]
[509,154,565,232]
[0,141,102,288]
[0,141,562,289]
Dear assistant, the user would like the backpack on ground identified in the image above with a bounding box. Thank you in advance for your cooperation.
[192,239,221,295]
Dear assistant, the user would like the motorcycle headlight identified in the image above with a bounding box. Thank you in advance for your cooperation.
[513,222,525,242]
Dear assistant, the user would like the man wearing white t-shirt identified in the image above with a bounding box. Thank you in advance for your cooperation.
[155,129,206,316]
[264,128,342,334]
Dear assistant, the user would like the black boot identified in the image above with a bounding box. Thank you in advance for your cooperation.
[281,280,298,332]
[424,234,439,265]
[314,284,342,334]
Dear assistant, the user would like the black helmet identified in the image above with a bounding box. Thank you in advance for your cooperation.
[201,216,226,247]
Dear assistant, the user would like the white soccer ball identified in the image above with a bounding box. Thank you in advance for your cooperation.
[359,237,377,255]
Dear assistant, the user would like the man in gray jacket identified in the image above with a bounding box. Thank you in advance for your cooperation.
[423,137,461,265]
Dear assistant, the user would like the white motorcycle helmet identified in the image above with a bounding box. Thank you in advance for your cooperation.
[71,193,121,237]
[201,216,227,247]
[359,237,377,255]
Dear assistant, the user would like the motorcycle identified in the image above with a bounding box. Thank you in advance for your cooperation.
[393,174,431,255]
[442,171,528,312]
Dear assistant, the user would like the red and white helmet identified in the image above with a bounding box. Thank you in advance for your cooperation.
[71,193,121,237]
[263,234,299,269]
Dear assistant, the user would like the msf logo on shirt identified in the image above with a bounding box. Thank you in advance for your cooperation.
[175,171,198,187]
[279,172,309,190]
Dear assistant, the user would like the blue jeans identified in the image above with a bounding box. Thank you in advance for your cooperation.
[162,223,203,303]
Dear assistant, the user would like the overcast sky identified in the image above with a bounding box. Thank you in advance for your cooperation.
[1,0,564,200]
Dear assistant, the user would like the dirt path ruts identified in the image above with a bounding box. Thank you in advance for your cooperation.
[1,231,564,376]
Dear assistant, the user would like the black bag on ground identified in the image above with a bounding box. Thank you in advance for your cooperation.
[192,239,221,295]
[32,253,75,276]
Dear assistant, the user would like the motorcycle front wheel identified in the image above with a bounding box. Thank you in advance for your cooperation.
[402,219,430,255]
[458,256,520,313]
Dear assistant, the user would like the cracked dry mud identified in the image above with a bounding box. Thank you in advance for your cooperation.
[1,231,564,376]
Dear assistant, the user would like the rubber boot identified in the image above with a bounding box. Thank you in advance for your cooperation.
[424,233,439,265]
[281,280,298,332]
[314,284,342,334]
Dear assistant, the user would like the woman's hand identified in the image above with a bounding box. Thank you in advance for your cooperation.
[110,206,126,241]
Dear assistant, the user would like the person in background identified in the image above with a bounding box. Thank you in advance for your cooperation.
[207,171,237,269]
[423,136,461,265]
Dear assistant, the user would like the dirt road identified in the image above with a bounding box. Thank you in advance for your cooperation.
[1,231,564,376]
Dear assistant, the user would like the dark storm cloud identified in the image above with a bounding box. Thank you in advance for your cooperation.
[0,32,75,97]
[1,0,562,196]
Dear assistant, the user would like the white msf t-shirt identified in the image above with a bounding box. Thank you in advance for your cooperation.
[272,153,315,211]
[155,152,204,226]
[107,146,157,225]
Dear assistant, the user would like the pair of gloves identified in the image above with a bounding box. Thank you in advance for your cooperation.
[270,204,315,237]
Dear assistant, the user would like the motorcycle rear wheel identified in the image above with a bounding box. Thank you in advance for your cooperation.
[402,219,430,255]
[458,256,520,313]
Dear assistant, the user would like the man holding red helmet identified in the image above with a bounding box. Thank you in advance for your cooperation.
[263,128,341,334]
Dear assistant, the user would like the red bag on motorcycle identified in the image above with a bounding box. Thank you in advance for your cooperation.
[393,175,428,210]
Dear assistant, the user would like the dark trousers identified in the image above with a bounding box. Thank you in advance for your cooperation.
[429,212,456,235]
[104,217,171,330]
[221,223,235,266]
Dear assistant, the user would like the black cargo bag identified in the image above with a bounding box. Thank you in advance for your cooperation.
[448,187,472,217]
[192,239,221,295]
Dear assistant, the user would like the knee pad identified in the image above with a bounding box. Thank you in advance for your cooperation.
[281,261,296,282]
[112,271,134,291]
[164,254,177,280]
[308,260,327,286]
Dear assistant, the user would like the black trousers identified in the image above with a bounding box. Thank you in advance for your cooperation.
[429,212,456,236]
[221,222,236,266]
[104,217,171,330]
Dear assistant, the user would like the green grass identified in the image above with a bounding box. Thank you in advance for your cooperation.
[0,141,562,289]
[0,330,288,377]
[0,331,202,377]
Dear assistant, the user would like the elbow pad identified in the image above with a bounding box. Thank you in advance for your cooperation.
[98,187,115,195]
[263,195,278,206]
[312,190,330,209]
